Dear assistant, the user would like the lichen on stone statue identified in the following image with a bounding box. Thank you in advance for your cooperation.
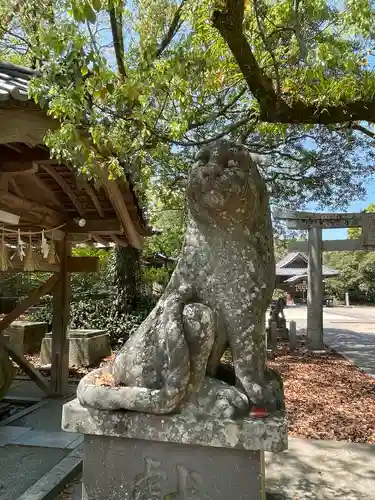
[77,140,285,417]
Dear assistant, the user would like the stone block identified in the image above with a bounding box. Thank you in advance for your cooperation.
[4,321,48,354]
[62,399,288,500]
[289,321,297,351]
[41,330,111,367]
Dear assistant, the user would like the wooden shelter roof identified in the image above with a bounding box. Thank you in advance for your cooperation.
[0,61,152,250]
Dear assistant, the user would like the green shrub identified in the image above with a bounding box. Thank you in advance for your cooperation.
[29,295,156,349]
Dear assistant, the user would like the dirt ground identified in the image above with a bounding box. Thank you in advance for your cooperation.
[269,338,375,443]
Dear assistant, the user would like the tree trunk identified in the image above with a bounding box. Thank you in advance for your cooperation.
[114,246,141,313]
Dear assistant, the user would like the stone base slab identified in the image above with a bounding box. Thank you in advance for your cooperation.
[41,330,111,367]
[62,399,288,453]
[82,434,265,500]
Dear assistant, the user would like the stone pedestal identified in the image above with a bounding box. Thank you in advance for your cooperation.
[62,399,288,500]
[4,321,48,354]
[41,329,111,367]
[40,330,112,366]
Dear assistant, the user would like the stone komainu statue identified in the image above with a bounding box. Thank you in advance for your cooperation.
[78,140,284,417]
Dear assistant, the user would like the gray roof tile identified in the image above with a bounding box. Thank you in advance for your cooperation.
[276,252,338,276]
[276,251,307,269]
[276,266,338,276]
[0,60,39,103]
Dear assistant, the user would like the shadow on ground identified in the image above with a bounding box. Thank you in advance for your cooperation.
[266,437,375,500]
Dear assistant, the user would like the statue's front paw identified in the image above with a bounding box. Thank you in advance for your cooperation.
[213,386,249,419]
[185,377,249,419]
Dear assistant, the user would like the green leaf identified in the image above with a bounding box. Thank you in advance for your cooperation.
[92,0,102,12]
[83,3,97,24]
[71,4,83,22]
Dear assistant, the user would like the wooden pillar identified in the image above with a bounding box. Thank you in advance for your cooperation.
[307,227,324,350]
[51,239,72,395]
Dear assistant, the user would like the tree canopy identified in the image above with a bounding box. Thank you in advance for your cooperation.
[324,249,375,303]
[1,0,374,212]
[347,202,375,240]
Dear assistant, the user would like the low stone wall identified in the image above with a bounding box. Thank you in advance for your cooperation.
[41,329,111,367]
[4,321,48,355]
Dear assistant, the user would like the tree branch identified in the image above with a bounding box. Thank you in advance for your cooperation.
[108,1,127,79]
[212,0,284,115]
[155,0,186,59]
[0,26,31,46]
[151,115,256,146]
[253,0,281,95]
[187,86,247,130]
[212,1,375,125]
[351,123,375,140]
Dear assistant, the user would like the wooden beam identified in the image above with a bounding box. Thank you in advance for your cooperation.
[51,239,71,396]
[4,144,22,153]
[65,218,122,234]
[0,275,59,332]
[8,254,59,272]
[67,256,100,273]
[92,234,111,247]
[0,209,19,225]
[96,168,142,249]
[0,270,55,394]
[39,164,86,218]
[1,162,39,175]
[108,180,142,249]
[111,234,128,247]
[77,179,105,218]
[1,339,52,396]
[0,146,50,163]
[0,191,64,228]
[288,239,366,252]
[31,174,65,211]
[9,177,23,198]
[0,173,9,191]
[0,108,57,146]
[7,255,100,273]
